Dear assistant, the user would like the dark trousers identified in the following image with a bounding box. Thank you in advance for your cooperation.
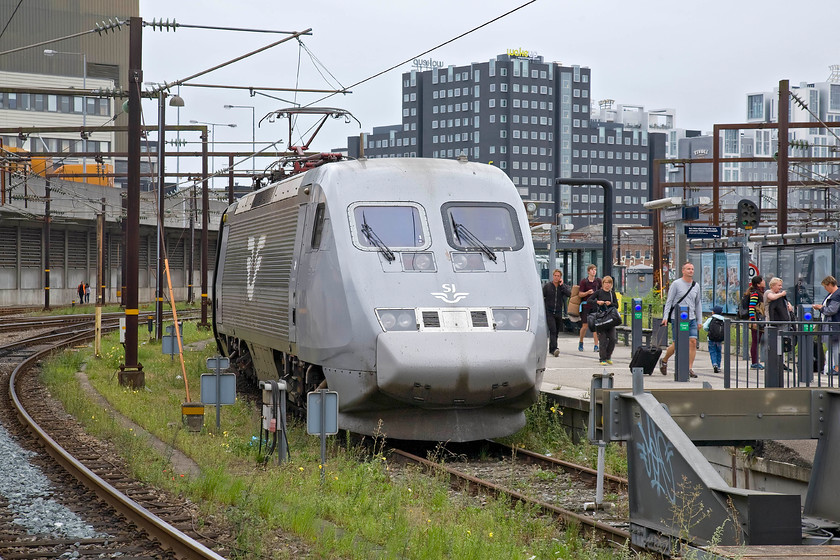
[750,327,763,364]
[546,311,564,352]
[599,327,617,361]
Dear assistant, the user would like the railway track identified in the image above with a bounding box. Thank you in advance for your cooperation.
[388,440,635,553]
[0,313,227,559]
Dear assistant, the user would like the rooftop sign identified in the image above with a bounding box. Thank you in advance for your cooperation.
[507,48,539,60]
[412,57,444,70]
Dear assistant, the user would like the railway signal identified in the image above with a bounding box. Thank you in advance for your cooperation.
[737,199,760,230]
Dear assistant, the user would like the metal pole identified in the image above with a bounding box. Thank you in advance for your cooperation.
[215,360,221,430]
[320,389,327,485]
[555,178,614,279]
[778,79,790,235]
[250,106,255,176]
[95,204,104,357]
[81,53,87,175]
[155,90,166,341]
[43,179,50,311]
[119,15,144,387]
[228,154,234,204]
[200,131,209,328]
[188,180,195,304]
[548,224,557,275]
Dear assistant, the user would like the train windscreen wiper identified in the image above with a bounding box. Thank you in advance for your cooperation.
[361,213,396,262]
[451,217,497,263]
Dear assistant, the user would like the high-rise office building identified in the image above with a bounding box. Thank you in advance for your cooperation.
[348,52,666,229]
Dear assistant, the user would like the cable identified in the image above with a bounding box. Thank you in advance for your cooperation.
[303,0,537,108]
[0,0,23,42]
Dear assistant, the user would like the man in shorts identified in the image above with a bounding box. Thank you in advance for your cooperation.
[659,262,703,378]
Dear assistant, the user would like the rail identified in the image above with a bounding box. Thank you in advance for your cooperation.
[7,319,224,559]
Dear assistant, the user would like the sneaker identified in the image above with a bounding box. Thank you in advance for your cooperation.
[593,345,599,352]
[578,342,584,351]
[750,363,764,370]
[553,349,560,357]
[659,359,667,375]
[606,359,613,365]
[599,360,608,366]
[713,365,720,373]
[689,370,698,378]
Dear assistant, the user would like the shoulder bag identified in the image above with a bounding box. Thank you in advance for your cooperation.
[666,281,696,323]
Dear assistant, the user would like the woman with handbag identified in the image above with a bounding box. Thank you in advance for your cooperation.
[588,275,618,366]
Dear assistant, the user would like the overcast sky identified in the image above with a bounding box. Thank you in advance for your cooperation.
[138,0,838,175]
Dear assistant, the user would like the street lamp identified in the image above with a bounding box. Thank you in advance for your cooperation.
[44,49,87,172]
[224,104,256,175]
[188,120,236,184]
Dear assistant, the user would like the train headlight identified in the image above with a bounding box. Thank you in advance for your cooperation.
[453,253,468,270]
[402,252,435,271]
[376,309,418,331]
[491,308,529,330]
[451,252,485,272]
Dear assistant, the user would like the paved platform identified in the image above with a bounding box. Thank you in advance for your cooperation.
[542,330,729,398]
[541,331,818,464]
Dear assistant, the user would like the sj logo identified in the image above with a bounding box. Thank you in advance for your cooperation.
[246,235,266,301]
[431,283,469,304]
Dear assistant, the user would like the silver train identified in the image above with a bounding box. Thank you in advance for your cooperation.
[212,157,547,441]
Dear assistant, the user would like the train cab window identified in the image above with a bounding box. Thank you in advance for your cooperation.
[349,203,430,251]
[311,203,326,249]
[441,202,523,252]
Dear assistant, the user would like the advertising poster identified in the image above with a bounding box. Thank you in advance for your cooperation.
[726,252,741,315]
[714,252,727,313]
[701,252,713,312]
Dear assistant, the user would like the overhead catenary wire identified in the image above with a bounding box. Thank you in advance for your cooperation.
[303,0,538,108]
[0,0,23,42]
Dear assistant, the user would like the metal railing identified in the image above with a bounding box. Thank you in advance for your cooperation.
[722,318,839,389]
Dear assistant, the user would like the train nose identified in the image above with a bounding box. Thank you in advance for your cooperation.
[375,331,541,407]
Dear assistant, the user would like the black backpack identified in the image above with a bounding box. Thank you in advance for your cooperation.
[738,291,751,319]
[708,317,725,342]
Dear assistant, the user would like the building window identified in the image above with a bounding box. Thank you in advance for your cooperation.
[747,94,764,119]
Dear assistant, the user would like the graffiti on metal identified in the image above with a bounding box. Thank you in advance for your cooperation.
[636,415,677,503]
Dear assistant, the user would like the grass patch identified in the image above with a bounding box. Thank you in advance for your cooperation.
[41,325,638,559]
[502,394,628,478]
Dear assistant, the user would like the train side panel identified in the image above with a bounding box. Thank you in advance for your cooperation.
[216,185,300,353]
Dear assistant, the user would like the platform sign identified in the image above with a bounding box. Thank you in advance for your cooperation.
[685,226,722,239]
[200,373,236,405]
[307,391,339,435]
[661,207,682,223]
[206,357,230,371]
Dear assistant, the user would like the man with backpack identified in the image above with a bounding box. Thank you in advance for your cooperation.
[703,305,725,373]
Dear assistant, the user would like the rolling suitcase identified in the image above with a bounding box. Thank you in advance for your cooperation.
[629,345,663,376]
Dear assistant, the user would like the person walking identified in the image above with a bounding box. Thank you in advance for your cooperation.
[702,305,725,373]
[543,269,572,357]
[748,276,766,370]
[577,264,601,353]
[659,262,702,378]
[84,282,91,304]
[813,275,840,375]
[77,281,85,305]
[588,275,618,366]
